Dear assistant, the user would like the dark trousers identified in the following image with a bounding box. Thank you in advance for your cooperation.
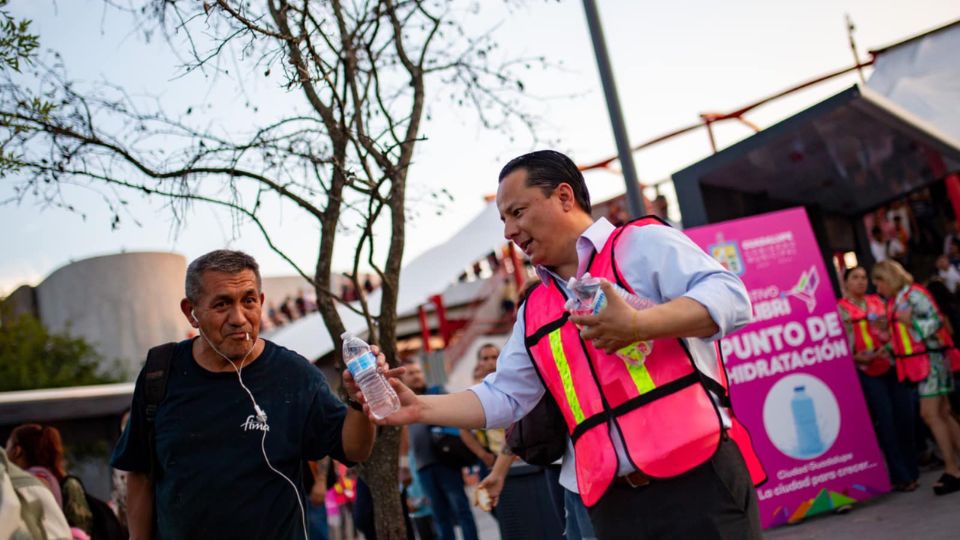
[417,464,478,540]
[858,370,919,485]
[588,439,761,540]
[412,515,437,540]
[308,499,328,540]
[496,464,564,540]
[564,488,596,540]
[542,465,566,528]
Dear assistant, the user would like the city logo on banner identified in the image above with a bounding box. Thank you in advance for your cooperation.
[708,234,745,276]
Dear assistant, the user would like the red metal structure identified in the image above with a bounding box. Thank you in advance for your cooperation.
[417,305,432,352]
[578,59,876,173]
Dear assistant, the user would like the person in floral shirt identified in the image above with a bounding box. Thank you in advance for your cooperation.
[873,260,960,495]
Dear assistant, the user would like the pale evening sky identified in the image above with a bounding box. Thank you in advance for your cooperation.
[2,0,958,296]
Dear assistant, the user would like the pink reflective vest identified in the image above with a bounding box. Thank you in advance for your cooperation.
[523,217,764,507]
[837,296,893,377]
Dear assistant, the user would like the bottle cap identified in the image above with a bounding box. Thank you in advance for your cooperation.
[340,332,351,339]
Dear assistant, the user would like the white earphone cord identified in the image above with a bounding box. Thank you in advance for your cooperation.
[195,322,308,540]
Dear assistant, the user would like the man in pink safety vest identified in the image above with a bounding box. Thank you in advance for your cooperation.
[355,150,760,539]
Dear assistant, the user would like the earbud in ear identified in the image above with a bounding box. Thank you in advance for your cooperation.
[191,310,199,325]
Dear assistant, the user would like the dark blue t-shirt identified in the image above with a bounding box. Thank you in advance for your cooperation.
[111,339,348,540]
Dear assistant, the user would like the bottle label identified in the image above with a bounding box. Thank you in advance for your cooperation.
[572,288,606,315]
[591,289,607,315]
[347,351,377,378]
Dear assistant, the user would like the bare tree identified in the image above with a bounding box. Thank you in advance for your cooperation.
[1,0,544,537]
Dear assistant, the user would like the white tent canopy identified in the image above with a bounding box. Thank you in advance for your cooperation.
[868,21,960,142]
[268,201,508,360]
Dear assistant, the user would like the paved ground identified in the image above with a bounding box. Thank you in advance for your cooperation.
[469,469,960,540]
[765,469,959,540]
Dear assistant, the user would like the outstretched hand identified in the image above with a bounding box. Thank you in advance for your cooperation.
[363,377,424,426]
[568,279,642,353]
[341,344,422,426]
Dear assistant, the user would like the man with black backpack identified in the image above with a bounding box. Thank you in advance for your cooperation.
[111,250,382,539]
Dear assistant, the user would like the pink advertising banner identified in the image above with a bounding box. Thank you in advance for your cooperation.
[685,207,890,528]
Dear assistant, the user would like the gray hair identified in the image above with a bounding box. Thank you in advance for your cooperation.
[185,250,262,302]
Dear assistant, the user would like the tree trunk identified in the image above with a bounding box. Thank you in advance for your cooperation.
[315,142,348,365]
[362,426,406,539]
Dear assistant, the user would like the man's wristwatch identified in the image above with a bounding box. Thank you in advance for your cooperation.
[345,397,364,411]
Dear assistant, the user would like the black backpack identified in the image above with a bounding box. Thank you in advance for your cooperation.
[61,475,128,540]
[429,428,480,469]
[505,392,567,466]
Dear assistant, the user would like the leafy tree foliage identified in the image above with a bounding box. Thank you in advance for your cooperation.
[0,313,120,392]
[0,0,51,176]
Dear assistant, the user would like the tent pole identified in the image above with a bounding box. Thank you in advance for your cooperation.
[582,0,645,218]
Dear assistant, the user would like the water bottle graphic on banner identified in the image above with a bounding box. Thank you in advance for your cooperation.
[791,385,824,456]
[342,332,400,419]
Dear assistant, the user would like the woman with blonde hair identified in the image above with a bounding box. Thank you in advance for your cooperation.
[872,260,960,495]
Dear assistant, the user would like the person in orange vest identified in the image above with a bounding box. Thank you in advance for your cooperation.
[837,266,919,492]
[349,150,763,539]
[872,260,960,495]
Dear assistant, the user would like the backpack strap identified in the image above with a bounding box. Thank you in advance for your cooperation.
[143,342,177,480]
[698,374,732,409]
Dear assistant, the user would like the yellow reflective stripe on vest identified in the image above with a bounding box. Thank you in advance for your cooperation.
[858,321,874,350]
[548,329,585,424]
[625,359,656,395]
[897,323,913,355]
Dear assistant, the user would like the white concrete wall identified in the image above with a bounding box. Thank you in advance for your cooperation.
[36,253,190,379]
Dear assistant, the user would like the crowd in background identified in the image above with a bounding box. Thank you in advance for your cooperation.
[1,416,369,540]
[264,291,318,331]
[3,423,123,539]
[263,276,378,332]
[839,198,960,497]
[867,189,943,272]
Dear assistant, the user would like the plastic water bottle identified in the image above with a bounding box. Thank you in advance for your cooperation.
[566,273,653,315]
[791,386,824,456]
[342,333,400,420]
[565,274,656,366]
